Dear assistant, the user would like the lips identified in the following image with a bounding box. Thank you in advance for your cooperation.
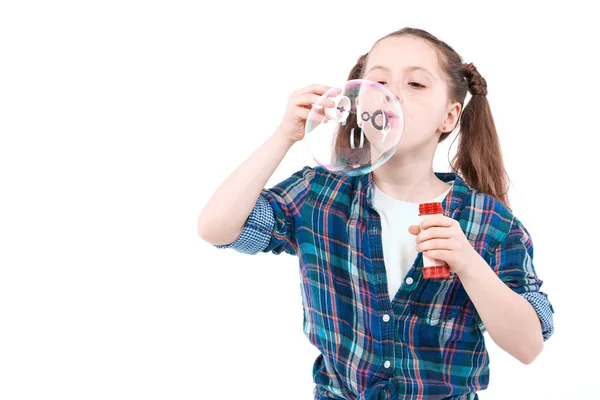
[385,110,398,119]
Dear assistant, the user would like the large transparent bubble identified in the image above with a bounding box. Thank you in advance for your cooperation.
[304,79,404,176]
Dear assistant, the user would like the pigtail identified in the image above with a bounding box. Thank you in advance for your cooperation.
[451,63,511,209]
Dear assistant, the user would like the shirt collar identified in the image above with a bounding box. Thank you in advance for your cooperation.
[360,171,472,217]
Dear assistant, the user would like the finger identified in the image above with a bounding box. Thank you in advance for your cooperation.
[300,103,330,119]
[297,107,329,125]
[416,226,453,244]
[324,87,343,97]
[416,238,453,252]
[300,104,329,124]
[296,107,312,121]
[408,225,421,236]
[295,93,334,109]
[294,93,327,107]
[422,249,452,263]
[420,215,455,230]
[299,103,327,119]
[298,84,339,96]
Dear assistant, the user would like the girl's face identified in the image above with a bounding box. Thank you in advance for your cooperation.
[362,35,460,157]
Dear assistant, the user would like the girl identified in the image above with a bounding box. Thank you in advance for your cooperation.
[198,27,554,400]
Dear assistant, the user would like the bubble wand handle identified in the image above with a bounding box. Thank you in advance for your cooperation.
[418,202,451,279]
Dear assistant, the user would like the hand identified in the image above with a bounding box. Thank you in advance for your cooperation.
[408,215,479,275]
[274,84,342,145]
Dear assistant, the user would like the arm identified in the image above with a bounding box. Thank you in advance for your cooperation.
[458,255,543,364]
[198,83,333,253]
[457,219,554,364]
[210,166,316,256]
[197,132,294,245]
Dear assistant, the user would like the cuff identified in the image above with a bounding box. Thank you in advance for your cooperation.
[213,195,274,254]
[521,291,555,341]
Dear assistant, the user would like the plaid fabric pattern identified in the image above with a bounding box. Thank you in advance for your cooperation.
[214,166,554,399]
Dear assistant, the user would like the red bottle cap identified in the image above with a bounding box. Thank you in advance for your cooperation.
[419,202,443,216]
[423,266,450,279]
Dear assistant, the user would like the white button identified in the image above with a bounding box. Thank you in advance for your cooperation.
[405,277,414,285]
[384,360,391,368]
[382,314,390,322]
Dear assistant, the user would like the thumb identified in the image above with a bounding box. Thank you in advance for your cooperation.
[408,225,421,236]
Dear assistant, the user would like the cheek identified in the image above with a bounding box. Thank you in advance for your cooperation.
[402,96,446,131]
[400,104,436,135]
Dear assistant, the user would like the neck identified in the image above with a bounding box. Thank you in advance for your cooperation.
[370,152,450,203]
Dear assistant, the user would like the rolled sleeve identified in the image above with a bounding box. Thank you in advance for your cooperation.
[521,291,555,341]
[213,195,274,254]
[213,166,315,256]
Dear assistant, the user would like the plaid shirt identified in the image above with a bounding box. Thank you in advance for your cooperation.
[214,166,554,400]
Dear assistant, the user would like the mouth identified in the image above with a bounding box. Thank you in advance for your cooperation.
[384,110,398,120]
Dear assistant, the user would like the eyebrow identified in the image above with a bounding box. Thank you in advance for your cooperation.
[365,65,435,79]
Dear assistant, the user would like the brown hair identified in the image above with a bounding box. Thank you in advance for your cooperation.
[338,27,511,209]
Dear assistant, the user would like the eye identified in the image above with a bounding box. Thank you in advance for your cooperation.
[377,81,388,85]
[408,82,426,89]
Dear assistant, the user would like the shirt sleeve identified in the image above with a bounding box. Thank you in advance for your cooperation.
[213,166,315,256]
[485,217,555,341]
[521,291,555,341]
[212,194,274,254]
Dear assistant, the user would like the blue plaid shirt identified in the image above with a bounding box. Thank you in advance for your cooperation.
[214,166,554,399]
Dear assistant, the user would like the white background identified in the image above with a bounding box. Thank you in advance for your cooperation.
[1,1,598,399]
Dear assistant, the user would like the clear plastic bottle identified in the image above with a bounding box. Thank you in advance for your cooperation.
[418,202,451,279]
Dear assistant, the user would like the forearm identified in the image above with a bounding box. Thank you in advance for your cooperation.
[457,252,544,364]
[197,131,294,244]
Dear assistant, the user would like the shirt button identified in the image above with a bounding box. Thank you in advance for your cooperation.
[405,277,414,285]
[384,360,391,368]
[382,314,390,322]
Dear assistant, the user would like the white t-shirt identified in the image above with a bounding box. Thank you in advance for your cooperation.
[372,183,453,301]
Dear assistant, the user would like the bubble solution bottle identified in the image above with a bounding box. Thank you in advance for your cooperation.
[418,202,451,279]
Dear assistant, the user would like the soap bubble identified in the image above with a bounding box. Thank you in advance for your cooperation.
[304,79,404,176]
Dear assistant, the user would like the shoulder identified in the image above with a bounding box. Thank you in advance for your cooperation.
[454,186,520,252]
[310,165,361,190]
[301,167,367,213]
[294,165,317,181]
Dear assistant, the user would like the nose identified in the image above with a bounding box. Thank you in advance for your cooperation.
[385,88,402,104]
